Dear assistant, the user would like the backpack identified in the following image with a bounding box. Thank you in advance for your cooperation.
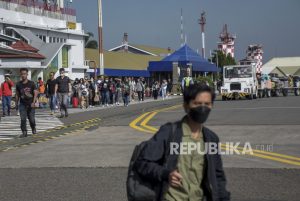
[126,123,177,201]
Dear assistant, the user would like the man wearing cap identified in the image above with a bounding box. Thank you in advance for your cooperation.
[1,74,14,117]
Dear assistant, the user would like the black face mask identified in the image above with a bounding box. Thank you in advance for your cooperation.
[188,106,211,124]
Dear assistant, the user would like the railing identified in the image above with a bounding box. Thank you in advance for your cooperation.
[0,0,76,22]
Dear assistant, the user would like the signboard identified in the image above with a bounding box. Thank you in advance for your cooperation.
[67,22,76,30]
[62,47,68,68]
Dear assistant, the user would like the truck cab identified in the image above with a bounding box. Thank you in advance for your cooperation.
[221,64,258,100]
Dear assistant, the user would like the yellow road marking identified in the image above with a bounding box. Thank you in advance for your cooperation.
[140,112,158,132]
[139,105,181,132]
[129,112,154,133]
[221,144,300,166]
[129,105,300,167]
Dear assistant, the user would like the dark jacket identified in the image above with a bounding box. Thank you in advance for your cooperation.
[135,118,230,201]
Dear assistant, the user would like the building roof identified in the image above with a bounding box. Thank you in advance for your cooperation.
[262,57,300,74]
[6,27,44,49]
[109,43,173,57]
[270,66,300,76]
[148,45,217,72]
[10,40,39,52]
[6,27,68,66]
[85,48,163,71]
[0,40,45,59]
[130,44,173,56]
[0,33,19,42]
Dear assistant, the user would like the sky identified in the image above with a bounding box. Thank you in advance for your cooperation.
[71,0,300,63]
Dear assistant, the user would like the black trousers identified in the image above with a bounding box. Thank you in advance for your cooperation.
[137,91,144,101]
[19,103,36,132]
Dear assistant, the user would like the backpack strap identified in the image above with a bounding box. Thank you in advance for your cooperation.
[164,122,178,161]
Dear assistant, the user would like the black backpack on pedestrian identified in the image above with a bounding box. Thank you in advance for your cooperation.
[126,123,177,201]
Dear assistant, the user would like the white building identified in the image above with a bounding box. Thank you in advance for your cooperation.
[0,0,88,83]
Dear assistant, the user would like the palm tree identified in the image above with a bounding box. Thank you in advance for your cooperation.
[85,32,98,49]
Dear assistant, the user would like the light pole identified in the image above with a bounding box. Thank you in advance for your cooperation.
[98,0,104,76]
[211,50,219,94]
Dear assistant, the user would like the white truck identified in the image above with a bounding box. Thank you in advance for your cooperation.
[221,64,258,100]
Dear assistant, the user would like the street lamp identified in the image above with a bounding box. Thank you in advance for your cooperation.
[211,50,220,95]
[211,50,219,68]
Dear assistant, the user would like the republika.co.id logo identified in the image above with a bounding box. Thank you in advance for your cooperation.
[170,142,255,155]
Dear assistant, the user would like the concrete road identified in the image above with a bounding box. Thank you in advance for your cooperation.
[0,96,299,201]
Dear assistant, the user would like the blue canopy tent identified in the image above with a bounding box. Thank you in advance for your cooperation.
[148,45,218,72]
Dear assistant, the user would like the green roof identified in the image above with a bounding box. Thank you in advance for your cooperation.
[130,44,173,56]
[85,48,163,70]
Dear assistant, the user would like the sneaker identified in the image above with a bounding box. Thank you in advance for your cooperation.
[50,111,54,115]
[19,131,27,138]
[65,111,69,117]
[17,111,20,116]
[32,128,37,135]
[58,114,64,118]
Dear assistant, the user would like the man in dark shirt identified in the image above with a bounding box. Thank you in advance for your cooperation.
[46,72,57,115]
[55,68,71,118]
[100,77,110,107]
[15,68,38,138]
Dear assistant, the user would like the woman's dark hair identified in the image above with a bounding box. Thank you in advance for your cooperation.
[183,84,216,104]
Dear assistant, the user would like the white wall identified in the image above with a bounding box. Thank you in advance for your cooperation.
[70,69,85,80]
[0,69,4,83]
[68,35,86,68]
[1,59,42,68]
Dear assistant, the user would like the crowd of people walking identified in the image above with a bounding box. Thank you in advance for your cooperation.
[0,68,175,137]
[1,68,175,118]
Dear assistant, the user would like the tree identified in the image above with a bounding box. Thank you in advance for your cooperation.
[85,32,98,49]
[209,50,236,68]
[209,50,237,81]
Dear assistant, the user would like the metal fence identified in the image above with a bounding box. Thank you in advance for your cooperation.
[0,0,76,22]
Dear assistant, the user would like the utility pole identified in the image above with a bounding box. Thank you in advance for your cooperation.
[98,0,104,75]
[198,11,206,59]
[180,8,184,47]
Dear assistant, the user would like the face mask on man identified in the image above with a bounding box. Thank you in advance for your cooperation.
[188,106,211,124]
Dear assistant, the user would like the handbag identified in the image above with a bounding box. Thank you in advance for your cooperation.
[94,94,100,102]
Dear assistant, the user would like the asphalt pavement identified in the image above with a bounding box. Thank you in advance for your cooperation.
[0,96,299,201]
